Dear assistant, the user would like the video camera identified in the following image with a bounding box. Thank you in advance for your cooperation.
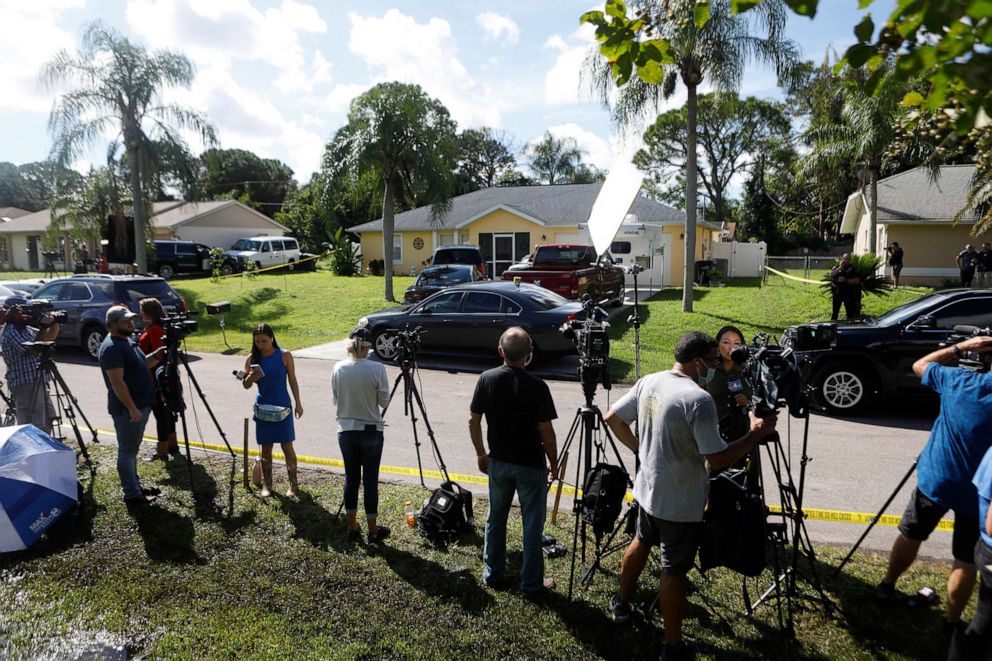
[393,325,424,368]
[1,300,68,327]
[560,296,611,391]
[161,311,198,345]
[943,325,992,372]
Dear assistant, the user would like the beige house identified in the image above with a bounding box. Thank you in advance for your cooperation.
[841,165,990,285]
[351,182,717,287]
[0,200,288,272]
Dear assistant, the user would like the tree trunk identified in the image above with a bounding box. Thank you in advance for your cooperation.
[867,162,879,255]
[682,84,698,313]
[129,143,148,273]
[382,177,396,302]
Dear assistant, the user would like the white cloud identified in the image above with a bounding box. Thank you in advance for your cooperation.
[347,10,503,128]
[125,0,329,94]
[323,83,371,114]
[544,34,568,52]
[476,11,519,44]
[543,25,598,106]
[312,50,333,85]
[529,123,614,170]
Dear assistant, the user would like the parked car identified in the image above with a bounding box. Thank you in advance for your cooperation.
[784,288,992,414]
[149,240,221,279]
[0,280,45,297]
[30,275,186,359]
[501,244,625,305]
[224,236,301,272]
[403,264,485,304]
[361,281,582,367]
[432,245,487,278]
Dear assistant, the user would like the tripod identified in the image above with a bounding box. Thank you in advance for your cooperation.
[626,264,644,380]
[0,380,15,425]
[27,342,99,472]
[557,368,632,599]
[383,358,449,487]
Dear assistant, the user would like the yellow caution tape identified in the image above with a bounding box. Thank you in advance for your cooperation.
[99,428,954,530]
[217,251,325,279]
[763,265,827,285]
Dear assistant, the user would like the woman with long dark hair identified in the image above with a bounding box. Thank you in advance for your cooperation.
[138,297,179,462]
[705,325,752,443]
[242,323,304,497]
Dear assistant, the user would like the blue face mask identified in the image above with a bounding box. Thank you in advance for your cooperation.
[697,359,717,386]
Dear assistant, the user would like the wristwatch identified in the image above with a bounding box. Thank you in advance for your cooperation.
[953,344,964,358]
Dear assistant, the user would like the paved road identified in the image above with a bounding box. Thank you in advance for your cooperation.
[45,346,950,561]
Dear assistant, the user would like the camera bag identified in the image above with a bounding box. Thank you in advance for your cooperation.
[417,480,473,547]
[699,470,767,577]
[581,463,629,539]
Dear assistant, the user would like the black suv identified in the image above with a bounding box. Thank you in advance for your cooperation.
[432,246,487,278]
[784,288,992,414]
[149,240,225,279]
[30,275,186,359]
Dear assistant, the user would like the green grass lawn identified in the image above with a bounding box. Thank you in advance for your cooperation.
[606,279,929,382]
[0,445,968,659]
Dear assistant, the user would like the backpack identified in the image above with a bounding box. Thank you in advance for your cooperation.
[417,481,474,547]
[581,463,629,539]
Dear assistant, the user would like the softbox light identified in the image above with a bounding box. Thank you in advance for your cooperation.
[586,152,644,257]
[0,425,78,553]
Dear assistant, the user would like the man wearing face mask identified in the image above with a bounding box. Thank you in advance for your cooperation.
[602,331,777,661]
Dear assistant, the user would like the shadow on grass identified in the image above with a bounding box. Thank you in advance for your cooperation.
[376,543,495,615]
[129,504,203,565]
[178,286,291,340]
[275,491,351,554]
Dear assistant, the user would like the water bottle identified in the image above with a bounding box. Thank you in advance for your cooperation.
[405,500,416,527]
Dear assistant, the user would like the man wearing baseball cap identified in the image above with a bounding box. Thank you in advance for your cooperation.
[0,296,61,432]
[98,304,165,506]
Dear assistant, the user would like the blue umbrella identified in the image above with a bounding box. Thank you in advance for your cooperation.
[0,425,78,552]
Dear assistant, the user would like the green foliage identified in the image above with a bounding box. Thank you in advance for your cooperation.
[524,132,588,184]
[276,177,336,253]
[208,246,227,282]
[367,258,385,276]
[192,148,296,218]
[818,253,891,298]
[457,127,518,188]
[0,161,81,212]
[738,158,778,250]
[327,227,361,277]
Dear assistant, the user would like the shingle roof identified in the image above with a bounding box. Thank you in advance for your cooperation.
[873,164,977,221]
[0,208,52,233]
[349,182,685,232]
[0,207,31,221]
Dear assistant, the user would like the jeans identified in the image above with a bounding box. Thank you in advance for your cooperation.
[338,428,384,518]
[949,539,992,660]
[113,408,151,499]
[12,381,56,434]
[483,458,547,592]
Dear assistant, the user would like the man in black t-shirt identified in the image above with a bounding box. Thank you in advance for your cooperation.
[975,242,992,289]
[886,242,904,288]
[830,253,862,320]
[958,244,979,287]
[469,327,558,596]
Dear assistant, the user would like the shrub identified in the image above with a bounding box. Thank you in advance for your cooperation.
[367,259,384,276]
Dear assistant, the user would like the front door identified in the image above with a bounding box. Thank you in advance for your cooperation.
[27,236,40,270]
[493,234,514,276]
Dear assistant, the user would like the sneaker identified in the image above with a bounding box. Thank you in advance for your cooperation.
[875,581,898,602]
[523,577,555,600]
[124,493,156,507]
[368,526,391,543]
[168,448,184,460]
[484,575,514,591]
[142,453,170,463]
[141,486,162,497]
[659,642,695,661]
[609,593,631,623]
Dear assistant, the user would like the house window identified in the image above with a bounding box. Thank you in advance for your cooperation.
[0,238,8,266]
[392,234,402,263]
[438,233,455,247]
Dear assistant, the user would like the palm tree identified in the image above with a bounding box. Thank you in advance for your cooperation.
[584,0,799,312]
[42,22,216,273]
[802,63,909,255]
[525,132,585,184]
[324,82,459,301]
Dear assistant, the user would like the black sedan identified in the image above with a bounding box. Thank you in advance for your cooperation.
[403,264,484,304]
[784,288,992,414]
[362,281,582,366]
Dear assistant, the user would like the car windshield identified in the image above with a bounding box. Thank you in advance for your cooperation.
[520,285,569,310]
[231,239,261,251]
[435,249,478,265]
[415,267,469,287]
[876,293,952,325]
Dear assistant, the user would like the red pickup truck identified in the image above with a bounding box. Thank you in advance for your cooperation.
[501,244,625,305]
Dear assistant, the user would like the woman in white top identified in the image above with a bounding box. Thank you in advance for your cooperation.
[332,325,391,543]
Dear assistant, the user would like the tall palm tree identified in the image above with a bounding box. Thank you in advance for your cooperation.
[584,0,799,312]
[42,22,216,273]
[525,132,585,184]
[324,82,459,301]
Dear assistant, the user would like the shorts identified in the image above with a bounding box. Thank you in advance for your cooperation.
[891,264,903,277]
[898,487,979,563]
[636,506,701,576]
[152,401,176,440]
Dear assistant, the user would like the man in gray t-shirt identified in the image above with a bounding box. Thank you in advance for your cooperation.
[603,331,777,660]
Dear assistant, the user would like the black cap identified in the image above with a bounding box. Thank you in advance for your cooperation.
[349,325,371,342]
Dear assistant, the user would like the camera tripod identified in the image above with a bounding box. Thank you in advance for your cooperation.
[26,342,99,473]
[556,367,632,599]
[626,264,643,380]
[0,381,15,426]
[382,357,449,487]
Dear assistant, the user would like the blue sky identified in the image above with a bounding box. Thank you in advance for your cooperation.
[0,0,895,185]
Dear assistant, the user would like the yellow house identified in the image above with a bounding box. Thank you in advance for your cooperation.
[351,182,716,287]
[841,165,990,286]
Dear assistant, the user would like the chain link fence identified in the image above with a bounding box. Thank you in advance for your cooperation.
[762,255,838,286]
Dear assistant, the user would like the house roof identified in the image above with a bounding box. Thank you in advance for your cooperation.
[840,165,977,233]
[0,208,52,233]
[349,182,686,233]
[0,207,31,221]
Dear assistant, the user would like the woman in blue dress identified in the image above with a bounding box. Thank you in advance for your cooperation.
[242,323,304,497]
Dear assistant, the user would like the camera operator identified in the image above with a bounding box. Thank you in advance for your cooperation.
[876,334,992,640]
[0,296,60,433]
[469,327,558,597]
[137,297,180,462]
[957,244,979,288]
[98,305,166,506]
[602,331,777,660]
[885,242,904,288]
[830,253,861,321]
[704,326,751,444]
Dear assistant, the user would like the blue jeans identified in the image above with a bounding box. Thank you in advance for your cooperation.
[483,458,547,592]
[338,428,384,518]
[113,407,151,499]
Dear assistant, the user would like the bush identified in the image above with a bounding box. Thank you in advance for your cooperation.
[328,227,361,276]
[367,259,384,276]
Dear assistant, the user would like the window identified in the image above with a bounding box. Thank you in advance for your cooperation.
[932,298,992,329]
[284,239,298,251]
[260,242,271,253]
[271,240,285,251]
[60,283,91,301]
[415,266,471,287]
[504,299,521,314]
[611,241,632,254]
[156,243,176,256]
[117,280,179,303]
[418,291,462,313]
[33,282,65,301]
[463,292,502,313]
[175,243,197,256]
[392,234,403,263]
[437,233,455,247]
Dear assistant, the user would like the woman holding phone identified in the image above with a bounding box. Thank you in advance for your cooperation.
[242,323,304,497]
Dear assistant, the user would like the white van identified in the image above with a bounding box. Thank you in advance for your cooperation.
[224,236,301,272]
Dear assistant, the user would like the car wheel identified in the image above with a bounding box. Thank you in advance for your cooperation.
[372,329,398,362]
[220,262,234,276]
[610,286,624,307]
[159,263,175,280]
[813,362,875,415]
[83,324,107,361]
[286,259,295,271]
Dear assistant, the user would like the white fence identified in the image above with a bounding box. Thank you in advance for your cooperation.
[710,241,767,277]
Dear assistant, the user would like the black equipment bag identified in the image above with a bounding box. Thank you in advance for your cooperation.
[582,463,629,539]
[417,480,473,546]
[699,470,767,577]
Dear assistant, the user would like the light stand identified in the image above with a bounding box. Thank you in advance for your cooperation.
[625,264,644,380]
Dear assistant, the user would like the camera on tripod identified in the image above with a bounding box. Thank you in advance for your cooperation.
[2,300,68,327]
[943,324,992,372]
[161,311,198,345]
[730,334,805,419]
[560,296,612,391]
[393,325,424,367]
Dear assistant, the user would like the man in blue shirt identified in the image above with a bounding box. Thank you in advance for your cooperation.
[876,333,992,638]
[0,297,61,433]
[98,305,164,506]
